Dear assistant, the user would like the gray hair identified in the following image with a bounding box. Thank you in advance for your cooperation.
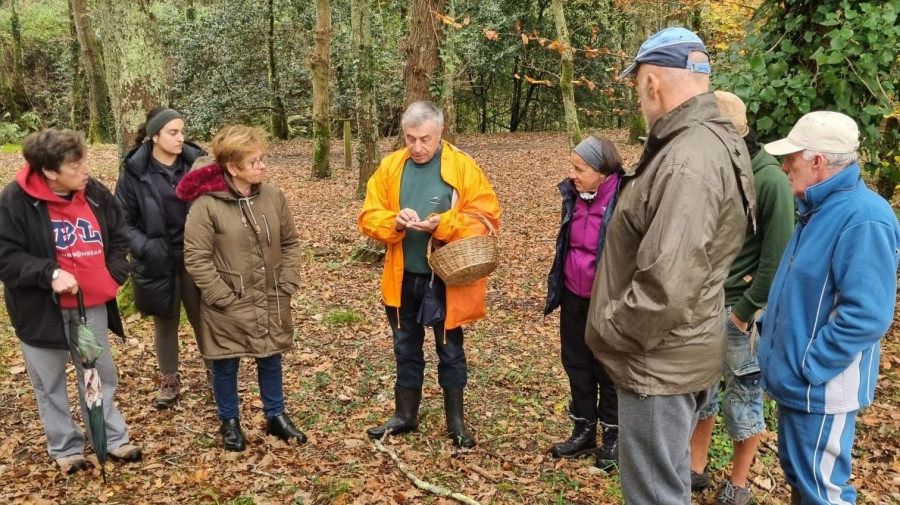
[802,149,858,171]
[401,101,444,130]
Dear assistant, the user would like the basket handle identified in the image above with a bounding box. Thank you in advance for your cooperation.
[471,213,496,237]
[425,213,495,262]
[426,234,436,262]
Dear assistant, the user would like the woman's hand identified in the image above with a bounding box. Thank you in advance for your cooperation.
[51,269,79,295]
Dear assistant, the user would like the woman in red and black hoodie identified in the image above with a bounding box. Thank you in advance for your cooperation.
[0,129,141,474]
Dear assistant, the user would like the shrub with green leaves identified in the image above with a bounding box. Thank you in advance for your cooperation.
[0,111,41,144]
[714,0,900,193]
[0,120,23,145]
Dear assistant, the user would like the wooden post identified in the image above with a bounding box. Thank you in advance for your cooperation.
[343,119,352,170]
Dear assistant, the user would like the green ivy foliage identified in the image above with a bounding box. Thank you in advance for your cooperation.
[0,0,72,130]
[714,0,900,185]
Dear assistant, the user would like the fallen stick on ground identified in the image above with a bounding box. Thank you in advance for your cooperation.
[373,434,480,505]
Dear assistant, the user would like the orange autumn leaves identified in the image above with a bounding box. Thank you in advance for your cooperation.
[434,11,625,94]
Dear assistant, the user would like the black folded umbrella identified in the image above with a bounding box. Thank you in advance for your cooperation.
[417,272,446,328]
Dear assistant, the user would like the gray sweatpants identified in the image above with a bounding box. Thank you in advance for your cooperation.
[618,387,710,505]
[152,264,205,375]
[20,305,130,459]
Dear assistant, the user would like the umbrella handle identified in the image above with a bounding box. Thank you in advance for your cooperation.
[76,290,87,324]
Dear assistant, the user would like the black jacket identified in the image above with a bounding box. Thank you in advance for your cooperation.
[115,141,206,318]
[543,178,619,316]
[0,178,129,349]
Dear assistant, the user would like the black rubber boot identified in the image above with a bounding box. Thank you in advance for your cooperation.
[594,425,619,470]
[267,413,308,444]
[443,389,476,448]
[220,418,246,452]
[549,414,598,458]
[367,386,421,440]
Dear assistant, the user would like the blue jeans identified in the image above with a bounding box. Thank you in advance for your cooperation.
[699,306,765,441]
[386,272,466,390]
[212,354,284,420]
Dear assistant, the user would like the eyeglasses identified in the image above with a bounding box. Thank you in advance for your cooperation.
[246,157,265,169]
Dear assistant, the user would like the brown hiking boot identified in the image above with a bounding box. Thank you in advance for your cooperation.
[55,454,87,474]
[155,373,180,409]
[109,444,143,462]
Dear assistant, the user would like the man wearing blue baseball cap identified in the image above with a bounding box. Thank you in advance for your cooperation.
[585,27,756,505]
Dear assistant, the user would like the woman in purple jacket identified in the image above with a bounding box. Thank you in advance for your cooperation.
[544,135,621,470]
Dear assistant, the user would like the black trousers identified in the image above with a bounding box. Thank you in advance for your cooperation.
[559,287,618,424]
[386,272,466,390]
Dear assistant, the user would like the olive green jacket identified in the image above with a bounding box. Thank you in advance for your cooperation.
[181,163,302,359]
[585,93,756,395]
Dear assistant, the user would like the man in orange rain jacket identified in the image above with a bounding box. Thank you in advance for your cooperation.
[358,101,500,448]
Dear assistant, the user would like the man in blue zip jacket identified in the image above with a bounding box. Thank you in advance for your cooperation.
[759,111,900,504]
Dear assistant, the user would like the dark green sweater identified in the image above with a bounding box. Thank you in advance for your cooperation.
[399,148,453,273]
[725,145,795,322]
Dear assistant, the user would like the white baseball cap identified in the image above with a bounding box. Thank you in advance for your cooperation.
[764,111,859,156]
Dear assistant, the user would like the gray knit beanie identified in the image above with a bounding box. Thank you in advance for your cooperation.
[146,108,182,139]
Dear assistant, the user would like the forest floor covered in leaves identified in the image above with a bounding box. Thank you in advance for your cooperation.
[0,131,898,505]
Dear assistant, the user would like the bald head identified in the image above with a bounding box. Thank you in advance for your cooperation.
[657,51,710,88]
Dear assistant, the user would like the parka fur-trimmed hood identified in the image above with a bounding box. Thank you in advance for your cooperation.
[175,159,229,202]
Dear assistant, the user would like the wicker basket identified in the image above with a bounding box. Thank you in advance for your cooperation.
[427,215,499,286]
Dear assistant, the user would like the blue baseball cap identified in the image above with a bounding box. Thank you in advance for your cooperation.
[619,27,710,79]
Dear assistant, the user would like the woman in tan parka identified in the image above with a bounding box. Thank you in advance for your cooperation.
[177,125,306,452]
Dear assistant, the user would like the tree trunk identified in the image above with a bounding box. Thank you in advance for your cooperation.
[352,0,380,198]
[311,0,332,179]
[70,0,114,143]
[437,0,457,144]
[875,116,899,200]
[628,111,646,145]
[8,0,30,114]
[510,69,540,133]
[0,39,18,119]
[267,0,288,140]
[509,56,523,132]
[521,77,539,129]
[95,0,169,156]
[68,0,88,132]
[551,0,581,147]
[510,0,548,133]
[401,0,444,125]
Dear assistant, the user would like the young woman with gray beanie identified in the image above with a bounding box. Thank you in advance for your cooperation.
[543,134,623,470]
[115,107,210,409]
